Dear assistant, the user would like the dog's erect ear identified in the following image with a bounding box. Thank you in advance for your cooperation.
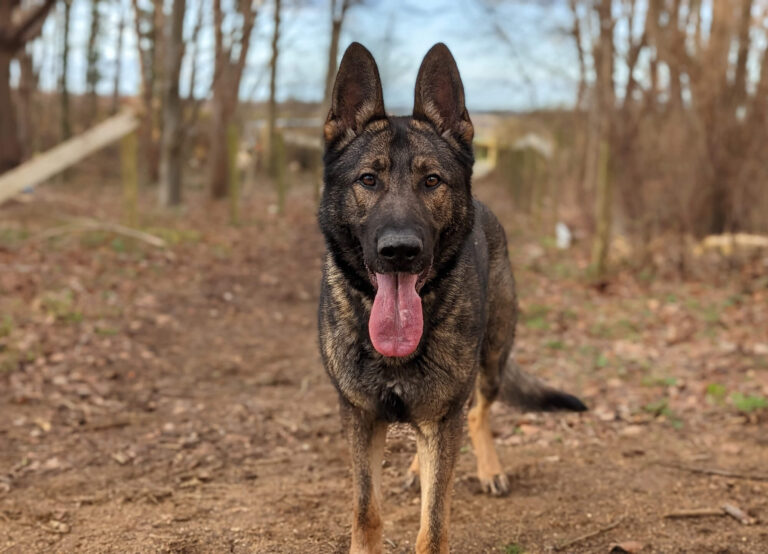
[324,42,386,146]
[413,43,474,145]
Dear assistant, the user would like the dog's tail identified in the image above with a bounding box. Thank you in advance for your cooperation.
[499,359,587,412]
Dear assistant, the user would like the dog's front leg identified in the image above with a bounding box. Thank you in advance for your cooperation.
[414,413,462,554]
[340,401,387,554]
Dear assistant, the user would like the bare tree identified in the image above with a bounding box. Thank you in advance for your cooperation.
[85,0,103,120]
[568,0,588,108]
[158,0,186,206]
[60,0,72,138]
[0,0,56,173]
[183,0,204,131]
[131,0,164,182]
[267,0,286,212]
[322,0,359,112]
[208,0,257,199]
[565,0,768,266]
[111,0,126,115]
[267,0,281,169]
[16,47,37,159]
[588,0,614,279]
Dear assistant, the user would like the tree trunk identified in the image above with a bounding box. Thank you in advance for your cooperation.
[208,95,230,199]
[228,122,240,224]
[0,50,22,173]
[131,0,162,183]
[60,0,72,139]
[86,0,101,122]
[267,0,281,178]
[322,0,351,112]
[158,0,186,207]
[121,130,139,226]
[323,18,342,111]
[589,0,614,279]
[590,140,611,279]
[207,0,256,199]
[111,4,125,115]
[568,0,587,109]
[731,0,753,105]
[16,49,36,159]
[0,0,55,173]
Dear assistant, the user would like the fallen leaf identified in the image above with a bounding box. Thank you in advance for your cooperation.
[620,425,644,437]
[610,541,645,553]
[112,452,130,465]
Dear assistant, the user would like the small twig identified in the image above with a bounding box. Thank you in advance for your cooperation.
[664,504,754,525]
[82,220,167,248]
[82,419,131,432]
[33,218,167,249]
[722,503,754,525]
[664,508,724,519]
[656,461,768,482]
[250,457,291,467]
[554,517,624,551]
[34,222,82,241]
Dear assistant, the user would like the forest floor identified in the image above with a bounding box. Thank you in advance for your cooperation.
[1,174,767,553]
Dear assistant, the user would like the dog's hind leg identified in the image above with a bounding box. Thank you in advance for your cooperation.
[340,402,387,554]
[403,452,420,492]
[414,413,462,554]
[470,221,517,496]
[469,343,512,496]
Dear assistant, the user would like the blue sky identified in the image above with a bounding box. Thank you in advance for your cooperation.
[25,0,580,112]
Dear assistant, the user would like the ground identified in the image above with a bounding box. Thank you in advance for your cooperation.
[1,175,767,553]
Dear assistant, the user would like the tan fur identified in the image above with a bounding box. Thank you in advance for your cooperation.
[408,452,420,477]
[468,387,508,495]
[348,419,387,554]
[413,419,459,554]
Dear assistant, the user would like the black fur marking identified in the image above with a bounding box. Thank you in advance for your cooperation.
[540,391,588,412]
[324,232,376,298]
[378,387,409,422]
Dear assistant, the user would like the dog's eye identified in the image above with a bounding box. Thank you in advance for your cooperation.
[425,175,441,188]
[359,174,377,188]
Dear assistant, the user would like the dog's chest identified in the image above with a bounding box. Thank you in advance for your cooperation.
[366,354,477,422]
[377,379,410,422]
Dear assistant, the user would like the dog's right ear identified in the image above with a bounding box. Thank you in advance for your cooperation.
[324,42,386,147]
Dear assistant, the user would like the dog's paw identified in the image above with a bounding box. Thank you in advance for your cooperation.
[402,470,420,493]
[479,473,510,496]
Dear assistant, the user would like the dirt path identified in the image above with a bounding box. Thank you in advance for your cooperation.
[1,180,767,553]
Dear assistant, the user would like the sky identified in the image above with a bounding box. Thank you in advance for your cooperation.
[23,0,581,113]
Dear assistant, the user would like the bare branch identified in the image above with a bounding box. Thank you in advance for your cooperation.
[3,0,56,50]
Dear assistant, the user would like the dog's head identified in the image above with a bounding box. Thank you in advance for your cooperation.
[319,42,475,358]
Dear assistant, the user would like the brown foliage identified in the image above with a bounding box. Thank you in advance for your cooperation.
[571,0,768,240]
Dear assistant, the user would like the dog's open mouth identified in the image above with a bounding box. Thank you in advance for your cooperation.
[367,267,429,358]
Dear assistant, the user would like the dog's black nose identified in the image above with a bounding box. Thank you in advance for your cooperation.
[378,230,423,267]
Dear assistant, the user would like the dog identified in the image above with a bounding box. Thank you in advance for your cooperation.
[318,42,586,554]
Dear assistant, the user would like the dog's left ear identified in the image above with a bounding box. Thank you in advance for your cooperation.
[413,43,474,145]
[324,42,386,146]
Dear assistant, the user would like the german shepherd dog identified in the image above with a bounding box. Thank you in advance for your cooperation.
[318,43,586,553]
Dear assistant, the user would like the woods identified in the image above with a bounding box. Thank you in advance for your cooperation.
[570,0,768,246]
[3,1,765,260]
[0,0,56,172]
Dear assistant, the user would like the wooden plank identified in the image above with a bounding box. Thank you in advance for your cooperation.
[0,110,139,205]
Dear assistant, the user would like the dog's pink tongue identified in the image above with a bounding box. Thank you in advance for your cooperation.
[369,273,423,357]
